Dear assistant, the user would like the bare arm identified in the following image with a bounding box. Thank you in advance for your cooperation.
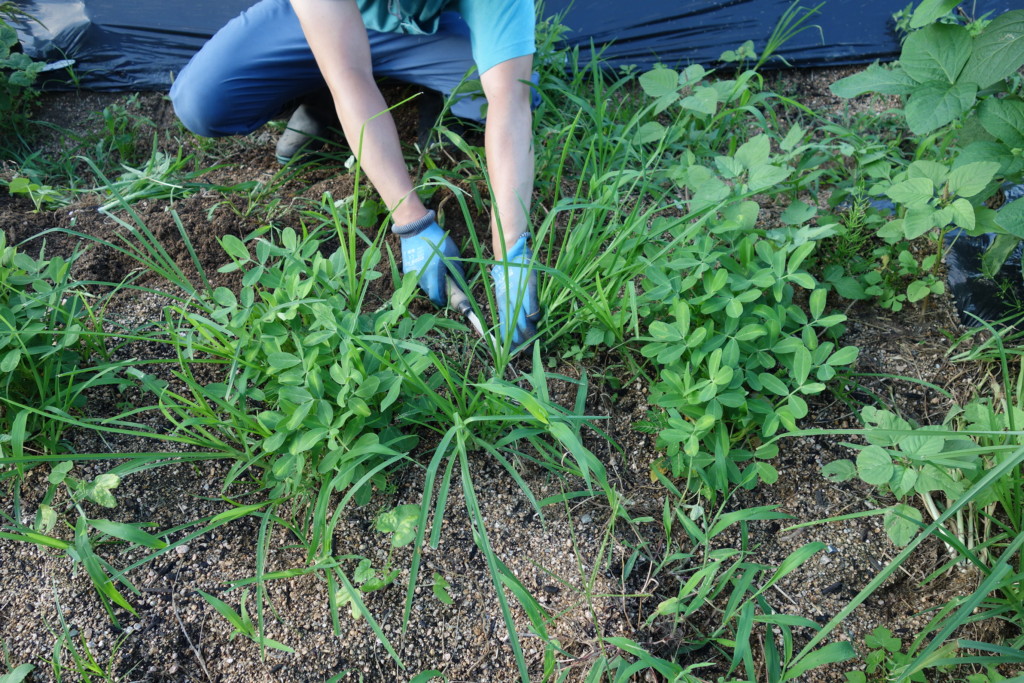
[481,55,536,256]
[289,0,427,225]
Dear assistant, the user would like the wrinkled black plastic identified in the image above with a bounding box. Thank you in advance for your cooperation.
[10,0,1017,92]
[945,186,1024,328]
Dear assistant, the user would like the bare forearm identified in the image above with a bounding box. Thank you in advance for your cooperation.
[482,56,535,256]
[290,0,426,224]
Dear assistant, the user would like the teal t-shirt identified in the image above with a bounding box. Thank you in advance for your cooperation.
[357,0,535,74]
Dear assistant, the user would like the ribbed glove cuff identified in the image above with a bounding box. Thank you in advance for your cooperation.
[392,210,436,237]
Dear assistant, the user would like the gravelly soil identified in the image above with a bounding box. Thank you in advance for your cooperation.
[0,72,1019,682]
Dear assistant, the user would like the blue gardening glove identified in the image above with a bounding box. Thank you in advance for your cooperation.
[392,210,465,307]
[492,233,541,347]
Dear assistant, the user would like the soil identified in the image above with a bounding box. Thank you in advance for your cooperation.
[0,73,1019,683]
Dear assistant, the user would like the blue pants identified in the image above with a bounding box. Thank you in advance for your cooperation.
[170,0,483,138]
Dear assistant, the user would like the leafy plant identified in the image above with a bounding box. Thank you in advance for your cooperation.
[0,9,44,136]
[0,233,118,458]
[831,7,1024,275]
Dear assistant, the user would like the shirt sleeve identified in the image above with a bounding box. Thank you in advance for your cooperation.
[455,0,535,75]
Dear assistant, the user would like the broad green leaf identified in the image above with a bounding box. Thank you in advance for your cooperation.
[748,164,792,192]
[947,161,1001,198]
[635,121,667,144]
[780,122,805,151]
[902,205,935,239]
[995,199,1024,239]
[907,280,931,302]
[907,159,949,187]
[983,233,1020,276]
[830,63,916,98]
[780,200,816,225]
[827,346,858,366]
[949,197,976,231]
[856,446,894,486]
[639,66,679,98]
[904,81,977,135]
[680,86,719,115]
[220,234,250,262]
[891,467,918,498]
[0,348,19,372]
[959,10,1024,88]
[736,134,771,170]
[886,178,933,207]
[267,351,301,371]
[978,96,1024,148]
[883,503,923,546]
[900,23,971,84]
[821,459,856,482]
[910,0,962,28]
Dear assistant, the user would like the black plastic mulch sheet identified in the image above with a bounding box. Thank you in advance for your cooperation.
[11,0,1018,92]
[945,187,1024,328]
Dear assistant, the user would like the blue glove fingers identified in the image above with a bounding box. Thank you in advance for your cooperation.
[493,234,541,346]
[394,211,464,307]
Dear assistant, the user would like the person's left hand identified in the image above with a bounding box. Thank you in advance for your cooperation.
[492,233,541,347]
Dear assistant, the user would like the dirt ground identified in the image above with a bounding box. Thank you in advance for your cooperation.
[0,73,1019,682]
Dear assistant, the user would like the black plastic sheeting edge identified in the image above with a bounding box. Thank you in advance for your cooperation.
[9,0,1018,92]
[945,186,1024,329]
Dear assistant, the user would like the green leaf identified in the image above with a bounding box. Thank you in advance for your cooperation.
[983,233,1020,276]
[827,345,858,366]
[736,134,771,170]
[432,572,454,605]
[959,10,1024,88]
[886,178,934,207]
[902,205,935,239]
[949,197,976,231]
[907,280,931,302]
[748,164,792,192]
[883,503,923,546]
[639,66,679,98]
[375,504,419,547]
[680,86,719,115]
[904,81,977,135]
[900,23,971,84]
[409,672,447,683]
[783,641,856,680]
[947,161,1001,198]
[89,519,167,549]
[781,200,816,225]
[267,351,301,371]
[219,234,250,262]
[830,63,917,98]
[758,372,790,396]
[857,446,894,486]
[0,664,35,683]
[979,97,1024,148]
[995,199,1024,239]
[780,122,805,151]
[0,348,20,372]
[821,459,856,482]
[635,121,666,144]
[910,0,962,28]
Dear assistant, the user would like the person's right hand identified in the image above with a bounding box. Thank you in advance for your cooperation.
[393,210,465,307]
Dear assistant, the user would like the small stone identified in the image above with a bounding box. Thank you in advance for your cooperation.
[175,544,189,555]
